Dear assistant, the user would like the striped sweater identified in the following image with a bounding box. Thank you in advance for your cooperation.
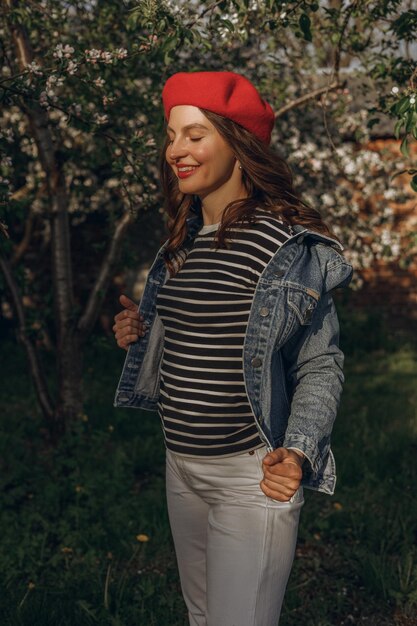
[155,209,294,457]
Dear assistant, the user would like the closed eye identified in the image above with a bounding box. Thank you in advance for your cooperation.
[190,137,203,142]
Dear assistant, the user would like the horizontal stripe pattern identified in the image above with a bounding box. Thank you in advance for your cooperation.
[156,209,294,457]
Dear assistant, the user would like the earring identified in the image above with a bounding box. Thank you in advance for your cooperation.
[238,164,242,170]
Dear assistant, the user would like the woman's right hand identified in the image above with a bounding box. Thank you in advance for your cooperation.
[113,294,148,351]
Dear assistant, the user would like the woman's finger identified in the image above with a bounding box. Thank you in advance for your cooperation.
[116,333,139,348]
[262,468,299,492]
[114,309,141,323]
[119,294,139,311]
[114,318,141,331]
[259,479,294,502]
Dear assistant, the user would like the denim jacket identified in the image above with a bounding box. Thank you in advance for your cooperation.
[114,211,354,495]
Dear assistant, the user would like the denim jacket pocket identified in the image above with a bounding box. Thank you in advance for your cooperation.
[287,287,320,326]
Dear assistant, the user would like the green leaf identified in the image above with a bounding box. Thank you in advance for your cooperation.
[397,97,410,115]
[161,36,178,55]
[183,29,194,43]
[400,135,409,158]
[299,13,312,42]
[410,175,417,193]
[405,112,417,134]
[394,118,404,139]
[126,8,140,30]
[219,19,235,32]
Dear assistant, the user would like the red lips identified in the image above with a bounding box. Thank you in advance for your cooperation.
[176,164,201,179]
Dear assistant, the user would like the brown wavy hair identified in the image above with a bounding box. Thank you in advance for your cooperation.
[159,108,342,277]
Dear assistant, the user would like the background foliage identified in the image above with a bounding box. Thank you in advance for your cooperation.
[0,2,416,623]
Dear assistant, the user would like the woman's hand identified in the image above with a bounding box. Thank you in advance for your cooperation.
[260,448,304,502]
[113,294,148,351]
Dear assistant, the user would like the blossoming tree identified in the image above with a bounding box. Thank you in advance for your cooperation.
[0,0,416,434]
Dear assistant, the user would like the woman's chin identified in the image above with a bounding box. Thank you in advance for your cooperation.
[178,180,205,195]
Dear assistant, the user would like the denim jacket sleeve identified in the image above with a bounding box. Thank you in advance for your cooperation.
[281,289,344,479]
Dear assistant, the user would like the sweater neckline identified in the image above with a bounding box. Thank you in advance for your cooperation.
[198,222,221,235]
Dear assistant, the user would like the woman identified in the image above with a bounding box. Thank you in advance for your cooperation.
[113,71,353,625]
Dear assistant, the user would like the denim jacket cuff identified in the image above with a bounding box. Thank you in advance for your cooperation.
[283,435,320,475]
[286,446,313,469]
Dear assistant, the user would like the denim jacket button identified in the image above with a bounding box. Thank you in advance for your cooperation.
[251,357,262,367]
[259,307,270,317]
[303,302,316,322]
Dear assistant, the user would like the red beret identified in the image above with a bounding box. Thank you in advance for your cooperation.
[162,71,275,144]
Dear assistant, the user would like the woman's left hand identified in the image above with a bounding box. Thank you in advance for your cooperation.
[260,448,304,502]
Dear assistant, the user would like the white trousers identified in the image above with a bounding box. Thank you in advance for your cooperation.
[165,445,304,626]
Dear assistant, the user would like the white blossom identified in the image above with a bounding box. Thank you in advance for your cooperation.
[67,61,79,75]
[391,242,401,256]
[320,193,334,207]
[0,127,14,142]
[310,158,322,171]
[343,159,357,175]
[391,86,399,94]
[94,113,108,125]
[71,103,82,115]
[115,48,128,59]
[101,51,113,64]
[102,95,115,106]
[383,189,398,201]
[85,48,102,63]
[380,229,392,246]
[27,62,43,76]
[54,44,75,59]
[39,91,49,107]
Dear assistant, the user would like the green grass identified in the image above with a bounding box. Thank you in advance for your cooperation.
[0,319,416,626]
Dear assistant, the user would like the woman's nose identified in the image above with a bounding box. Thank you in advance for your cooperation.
[168,138,188,161]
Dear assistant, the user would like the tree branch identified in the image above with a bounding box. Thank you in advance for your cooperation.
[0,252,54,421]
[77,211,133,341]
[274,79,344,118]
[11,205,36,266]
[186,0,225,29]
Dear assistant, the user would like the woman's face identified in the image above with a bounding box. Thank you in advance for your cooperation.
[165,105,240,198]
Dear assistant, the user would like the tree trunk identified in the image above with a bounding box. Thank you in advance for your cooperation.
[5,0,82,435]
[3,1,132,439]
[54,330,83,435]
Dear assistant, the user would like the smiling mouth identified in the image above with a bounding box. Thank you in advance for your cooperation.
[177,165,200,179]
